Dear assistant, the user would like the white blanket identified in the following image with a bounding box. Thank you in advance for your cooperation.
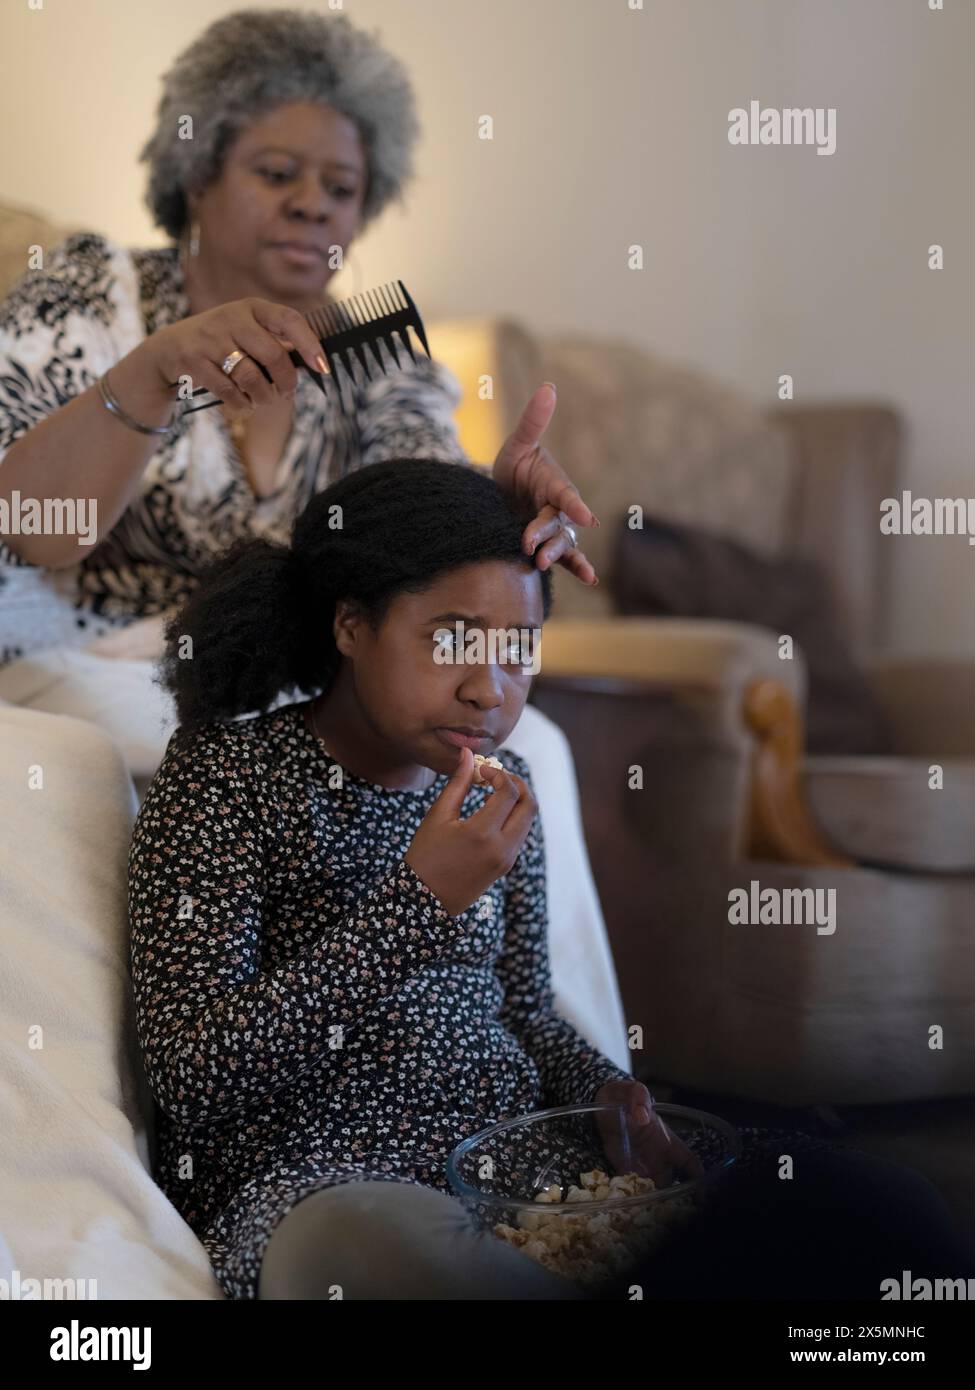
[0,705,220,1298]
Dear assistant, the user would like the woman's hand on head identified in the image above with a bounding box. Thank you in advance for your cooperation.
[593,1079,706,1189]
[404,748,537,919]
[491,383,601,587]
[142,297,327,415]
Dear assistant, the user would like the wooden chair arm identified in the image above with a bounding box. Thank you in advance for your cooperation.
[531,672,851,868]
[743,677,852,866]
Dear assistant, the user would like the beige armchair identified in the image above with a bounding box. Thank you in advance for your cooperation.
[429,321,974,1109]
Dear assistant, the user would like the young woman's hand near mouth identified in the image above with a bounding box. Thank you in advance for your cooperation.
[404,746,537,919]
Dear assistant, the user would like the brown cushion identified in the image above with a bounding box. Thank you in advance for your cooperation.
[611,517,891,756]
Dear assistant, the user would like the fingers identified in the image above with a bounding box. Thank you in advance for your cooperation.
[524,509,598,584]
[204,300,327,407]
[229,320,302,398]
[429,745,476,822]
[466,766,538,869]
[628,1095,666,1182]
[505,382,558,451]
[609,1121,663,1184]
[522,485,591,540]
[207,347,277,408]
[189,326,279,410]
[184,356,255,412]
[596,1088,704,1188]
[596,1101,670,1186]
[471,765,534,830]
[251,299,328,378]
[630,1131,676,1188]
[602,1139,631,1180]
[522,504,568,555]
[627,1083,655,1120]
[520,454,600,539]
[561,549,598,584]
[629,1114,705,1188]
[522,473,600,570]
[536,535,598,583]
[210,311,304,405]
[664,1123,707,1180]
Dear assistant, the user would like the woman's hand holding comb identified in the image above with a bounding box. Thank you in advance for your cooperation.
[491,383,601,587]
[147,298,327,417]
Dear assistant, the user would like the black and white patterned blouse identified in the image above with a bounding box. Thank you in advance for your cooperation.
[127,704,634,1300]
[0,232,469,666]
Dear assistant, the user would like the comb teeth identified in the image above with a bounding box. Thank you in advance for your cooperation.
[301,279,428,409]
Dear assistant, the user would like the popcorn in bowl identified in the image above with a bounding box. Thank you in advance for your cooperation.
[493,1167,696,1288]
[472,753,504,784]
[446,1101,740,1291]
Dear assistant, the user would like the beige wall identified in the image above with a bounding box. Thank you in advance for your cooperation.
[2,0,971,657]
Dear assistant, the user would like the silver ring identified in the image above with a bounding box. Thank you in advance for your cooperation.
[221,349,248,377]
[560,519,578,548]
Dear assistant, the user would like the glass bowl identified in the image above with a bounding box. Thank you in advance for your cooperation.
[446,1101,740,1289]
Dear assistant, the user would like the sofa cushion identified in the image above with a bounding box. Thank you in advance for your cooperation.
[804,755,975,873]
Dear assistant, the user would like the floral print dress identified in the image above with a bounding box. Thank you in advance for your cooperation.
[127,704,634,1299]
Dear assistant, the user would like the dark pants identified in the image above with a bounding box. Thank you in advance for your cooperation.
[592,1143,975,1301]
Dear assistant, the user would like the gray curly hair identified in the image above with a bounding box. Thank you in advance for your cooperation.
[139,7,420,241]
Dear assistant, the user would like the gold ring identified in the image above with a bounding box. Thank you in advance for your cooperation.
[221,349,248,376]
